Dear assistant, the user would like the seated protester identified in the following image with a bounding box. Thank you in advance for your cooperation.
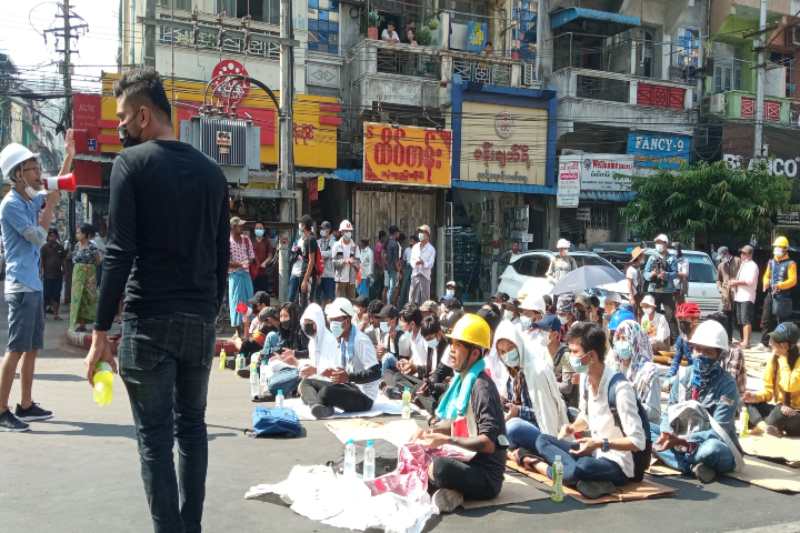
[495,321,568,459]
[420,300,439,320]
[377,304,402,371]
[607,306,635,340]
[234,306,280,378]
[611,320,661,424]
[742,322,800,437]
[603,292,622,324]
[640,295,670,352]
[556,294,577,335]
[363,299,384,347]
[517,293,547,346]
[587,295,604,326]
[477,303,508,398]
[383,304,427,374]
[669,302,701,378]
[527,322,648,500]
[654,319,742,483]
[440,281,458,307]
[413,314,507,512]
[442,298,463,326]
[299,298,381,418]
[501,299,521,326]
[414,316,455,413]
[247,290,271,335]
[353,295,370,331]
[257,307,302,400]
[278,302,308,360]
[574,294,591,323]
[541,314,578,409]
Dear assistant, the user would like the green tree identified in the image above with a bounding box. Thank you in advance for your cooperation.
[621,161,792,246]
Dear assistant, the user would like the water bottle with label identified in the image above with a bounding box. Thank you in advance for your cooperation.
[401,386,412,419]
[218,348,227,371]
[363,440,376,481]
[740,406,750,437]
[92,362,114,406]
[276,389,285,408]
[259,359,270,396]
[343,439,357,477]
[249,360,260,400]
[551,455,564,503]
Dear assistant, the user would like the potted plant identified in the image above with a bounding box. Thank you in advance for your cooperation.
[367,10,381,40]
[416,26,432,46]
[426,16,441,47]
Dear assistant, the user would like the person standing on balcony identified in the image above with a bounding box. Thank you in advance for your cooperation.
[381,21,400,42]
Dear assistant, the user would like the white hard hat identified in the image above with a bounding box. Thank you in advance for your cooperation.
[690,320,729,351]
[556,238,571,250]
[339,219,354,232]
[519,293,546,312]
[326,297,356,319]
[0,143,38,180]
[641,294,656,308]
[655,234,670,244]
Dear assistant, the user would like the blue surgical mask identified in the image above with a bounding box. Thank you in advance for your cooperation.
[330,321,344,338]
[692,354,717,377]
[520,316,533,330]
[426,338,439,350]
[379,321,389,334]
[254,228,265,238]
[502,349,521,368]
[569,354,589,374]
[614,340,633,360]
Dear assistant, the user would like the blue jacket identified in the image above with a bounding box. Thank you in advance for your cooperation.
[669,335,693,377]
[644,253,678,294]
[0,190,46,292]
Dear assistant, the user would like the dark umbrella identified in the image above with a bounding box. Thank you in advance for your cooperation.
[551,266,625,295]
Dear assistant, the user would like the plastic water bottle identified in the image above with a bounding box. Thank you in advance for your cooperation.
[363,440,376,481]
[551,455,564,503]
[343,439,357,477]
[401,386,412,419]
[740,406,750,437]
[92,362,114,406]
[235,353,246,373]
[259,360,270,396]
[276,389,285,408]
[249,360,260,400]
[218,348,227,371]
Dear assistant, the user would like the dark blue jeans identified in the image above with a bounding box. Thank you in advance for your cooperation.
[535,434,628,486]
[119,314,216,533]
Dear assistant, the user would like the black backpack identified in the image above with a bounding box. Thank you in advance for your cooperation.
[582,373,652,482]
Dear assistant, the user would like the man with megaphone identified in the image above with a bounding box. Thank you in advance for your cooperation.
[0,129,75,432]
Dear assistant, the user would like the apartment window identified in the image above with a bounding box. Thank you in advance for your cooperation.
[673,27,700,82]
[218,0,279,25]
[714,61,743,93]
[160,0,192,9]
[448,0,488,24]
[308,0,339,54]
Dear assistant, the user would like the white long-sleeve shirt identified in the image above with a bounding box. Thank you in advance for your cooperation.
[332,239,357,283]
[358,246,374,279]
[578,366,646,479]
[642,311,669,345]
[410,241,436,280]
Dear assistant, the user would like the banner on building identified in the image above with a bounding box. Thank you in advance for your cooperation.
[627,131,691,172]
[557,157,581,207]
[460,102,548,186]
[720,123,800,179]
[363,122,452,188]
[580,154,635,192]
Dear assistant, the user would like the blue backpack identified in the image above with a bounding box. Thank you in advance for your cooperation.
[251,407,302,438]
[582,373,652,482]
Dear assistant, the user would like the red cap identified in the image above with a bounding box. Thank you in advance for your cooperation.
[676,302,701,319]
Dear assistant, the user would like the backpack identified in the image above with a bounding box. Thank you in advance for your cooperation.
[582,373,652,482]
[251,406,302,438]
[315,243,325,277]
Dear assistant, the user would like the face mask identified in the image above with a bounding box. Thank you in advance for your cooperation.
[379,321,389,333]
[656,243,666,253]
[330,320,345,338]
[280,320,291,331]
[692,354,717,376]
[302,322,316,337]
[118,124,142,148]
[298,224,305,233]
[321,230,329,237]
[254,229,265,238]
[502,349,521,368]
[503,310,515,322]
[24,185,41,199]
[426,338,439,350]
[645,307,655,317]
[614,340,633,360]
[418,232,425,241]
[569,354,589,374]
[774,247,785,258]
[445,289,454,298]
[344,231,352,240]
[520,316,533,330]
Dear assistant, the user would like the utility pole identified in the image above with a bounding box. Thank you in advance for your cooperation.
[278,0,295,303]
[754,0,767,159]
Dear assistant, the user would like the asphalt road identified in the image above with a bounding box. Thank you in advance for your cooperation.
[0,306,798,533]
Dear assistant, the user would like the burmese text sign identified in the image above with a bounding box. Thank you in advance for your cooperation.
[363,122,452,187]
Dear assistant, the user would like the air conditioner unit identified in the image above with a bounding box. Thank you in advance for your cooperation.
[710,93,725,113]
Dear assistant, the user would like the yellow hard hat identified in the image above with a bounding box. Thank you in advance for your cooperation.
[773,236,789,248]
[447,313,492,349]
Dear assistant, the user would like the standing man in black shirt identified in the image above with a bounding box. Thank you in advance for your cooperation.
[84,68,229,533]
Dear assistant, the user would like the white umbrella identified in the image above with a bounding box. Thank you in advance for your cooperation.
[597,279,629,294]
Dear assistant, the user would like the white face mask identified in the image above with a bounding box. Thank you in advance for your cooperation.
[503,310,515,322]
[418,232,425,241]
[520,316,532,329]
[502,349,521,368]
[330,320,345,338]
[321,229,329,237]
[445,289,455,297]
[774,247,785,258]
[426,338,439,349]
[343,231,352,241]
[298,224,304,233]
[656,243,666,253]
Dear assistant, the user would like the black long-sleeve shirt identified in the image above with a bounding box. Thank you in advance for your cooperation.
[95,140,229,331]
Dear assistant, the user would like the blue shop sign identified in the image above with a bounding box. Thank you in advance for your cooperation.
[627,132,691,171]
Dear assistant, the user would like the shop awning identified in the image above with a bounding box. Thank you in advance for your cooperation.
[550,8,640,35]
[579,190,635,203]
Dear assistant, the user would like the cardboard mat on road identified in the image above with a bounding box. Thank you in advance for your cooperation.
[646,461,682,477]
[726,456,800,493]
[461,474,549,510]
[505,460,676,505]
[325,419,420,447]
[739,435,800,464]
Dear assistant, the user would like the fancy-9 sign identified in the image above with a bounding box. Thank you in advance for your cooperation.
[363,123,452,188]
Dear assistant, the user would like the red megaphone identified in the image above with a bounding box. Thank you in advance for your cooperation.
[43,173,77,192]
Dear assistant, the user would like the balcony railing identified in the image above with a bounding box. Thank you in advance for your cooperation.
[373,42,440,79]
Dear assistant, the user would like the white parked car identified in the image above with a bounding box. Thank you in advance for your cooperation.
[497,250,620,300]
[644,249,721,315]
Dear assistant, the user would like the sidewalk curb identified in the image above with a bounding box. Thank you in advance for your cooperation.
[64,329,238,357]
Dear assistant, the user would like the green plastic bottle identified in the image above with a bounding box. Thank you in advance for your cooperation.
[551,455,564,503]
[219,348,227,371]
[93,362,114,407]
[401,386,412,419]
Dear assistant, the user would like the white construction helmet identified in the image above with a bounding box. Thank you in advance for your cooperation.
[556,238,571,250]
[690,320,729,351]
[0,143,38,180]
[655,233,670,244]
[339,219,354,232]
[519,293,546,313]
[325,297,356,319]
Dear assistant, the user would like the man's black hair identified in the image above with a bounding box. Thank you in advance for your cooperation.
[477,305,501,332]
[389,225,399,235]
[378,230,387,240]
[565,321,607,359]
[113,67,172,119]
[420,315,441,337]
[299,214,314,230]
[367,299,383,315]
[400,304,422,326]
[79,223,96,238]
